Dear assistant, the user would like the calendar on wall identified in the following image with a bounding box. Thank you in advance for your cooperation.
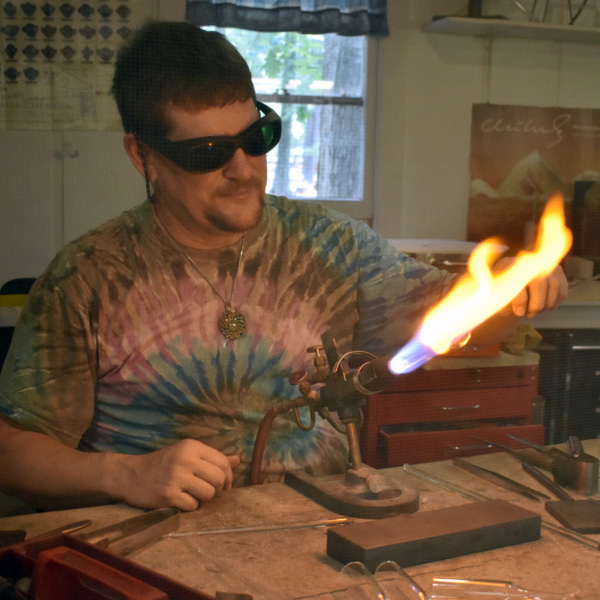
[0,1,147,129]
[468,103,600,254]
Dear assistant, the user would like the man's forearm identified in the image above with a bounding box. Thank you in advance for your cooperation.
[0,415,240,511]
[0,416,119,510]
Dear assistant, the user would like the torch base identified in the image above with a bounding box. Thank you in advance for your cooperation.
[284,466,419,519]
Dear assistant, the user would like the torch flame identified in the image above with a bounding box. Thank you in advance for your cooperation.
[389,194,572,375]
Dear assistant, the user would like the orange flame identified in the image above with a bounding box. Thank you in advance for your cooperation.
[389,194,571,374]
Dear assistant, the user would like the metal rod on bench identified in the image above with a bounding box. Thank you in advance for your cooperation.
[403,464,600,552]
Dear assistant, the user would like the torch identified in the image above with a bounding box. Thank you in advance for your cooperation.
[251,195,572,518]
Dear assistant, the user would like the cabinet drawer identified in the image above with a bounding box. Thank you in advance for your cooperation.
[379,424,545,466]
[383,364,538,393]
[368,387,537,425]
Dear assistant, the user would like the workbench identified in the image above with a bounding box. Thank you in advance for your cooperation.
[1,440,599,600]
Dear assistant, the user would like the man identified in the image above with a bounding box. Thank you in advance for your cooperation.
[0,21,567,513]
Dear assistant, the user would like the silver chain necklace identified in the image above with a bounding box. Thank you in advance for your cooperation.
[155,211,247,340]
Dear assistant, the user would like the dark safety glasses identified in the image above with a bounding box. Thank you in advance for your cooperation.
[139,101,281,173]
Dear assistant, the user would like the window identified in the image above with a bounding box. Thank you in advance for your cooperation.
[208,28,375,219]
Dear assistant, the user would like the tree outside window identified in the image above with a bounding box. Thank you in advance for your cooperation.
[209,28,368,203]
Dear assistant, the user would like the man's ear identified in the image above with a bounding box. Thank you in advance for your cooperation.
[123,133,156,182]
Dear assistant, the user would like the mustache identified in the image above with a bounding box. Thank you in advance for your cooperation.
[217,176,265,196]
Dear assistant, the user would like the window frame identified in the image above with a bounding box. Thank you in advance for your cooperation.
[211,28,378,221]
[313,37,377,221]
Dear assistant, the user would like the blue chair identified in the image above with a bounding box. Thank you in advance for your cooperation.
[0,278,37,371]
[0,278,36,295]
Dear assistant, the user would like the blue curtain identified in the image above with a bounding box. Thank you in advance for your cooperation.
[186,0,388,37]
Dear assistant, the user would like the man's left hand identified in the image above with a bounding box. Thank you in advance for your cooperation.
[495,258,568,319]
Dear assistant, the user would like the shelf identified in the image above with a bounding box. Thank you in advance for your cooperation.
[424,16,600,44]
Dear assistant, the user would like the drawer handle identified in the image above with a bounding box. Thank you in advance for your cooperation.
[435,404,481,411]
[448,443,489,454]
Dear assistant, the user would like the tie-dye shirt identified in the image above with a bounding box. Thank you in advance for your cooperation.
[0,196,451,485]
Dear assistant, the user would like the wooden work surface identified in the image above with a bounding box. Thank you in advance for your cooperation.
[1,440,599,599]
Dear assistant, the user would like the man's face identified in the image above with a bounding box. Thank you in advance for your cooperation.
[148,99,268,248]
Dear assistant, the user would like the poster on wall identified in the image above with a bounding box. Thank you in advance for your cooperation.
[468,103,600,256]
[0,0,145,129]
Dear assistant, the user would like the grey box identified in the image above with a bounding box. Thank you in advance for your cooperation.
[327,499,541,571]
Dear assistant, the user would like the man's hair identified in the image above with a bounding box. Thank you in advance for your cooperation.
[112,21,256,138]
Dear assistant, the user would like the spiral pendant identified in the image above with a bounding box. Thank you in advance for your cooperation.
[219,304,246,340]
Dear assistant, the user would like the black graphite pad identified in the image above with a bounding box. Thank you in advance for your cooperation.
[545,500,600,533]
[327,499,541,571]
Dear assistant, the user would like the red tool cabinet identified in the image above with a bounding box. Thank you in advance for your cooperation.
[360,351,545,468]
[0,533,212,600]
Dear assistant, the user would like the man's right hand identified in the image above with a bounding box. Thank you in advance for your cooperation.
[0,415,240,512]
[109,439,241,511]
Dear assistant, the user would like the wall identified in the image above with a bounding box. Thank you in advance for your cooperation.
[0,0,185,285]
[3,0,600,283]
[372,0,600,240]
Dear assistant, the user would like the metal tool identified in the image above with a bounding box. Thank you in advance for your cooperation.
[31,519,91,539]
[0,519,91,548]
[78,507,180,557]
[470,435,555,470]
[522,462,573,501]
[166,517,352,538]
[522,462,600,533]
[508,434,599,495]
[474,434,599,495]
[506,434,545,451]
[453,458,550,501]
[566,435,584,458]
[403,464,600,552]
